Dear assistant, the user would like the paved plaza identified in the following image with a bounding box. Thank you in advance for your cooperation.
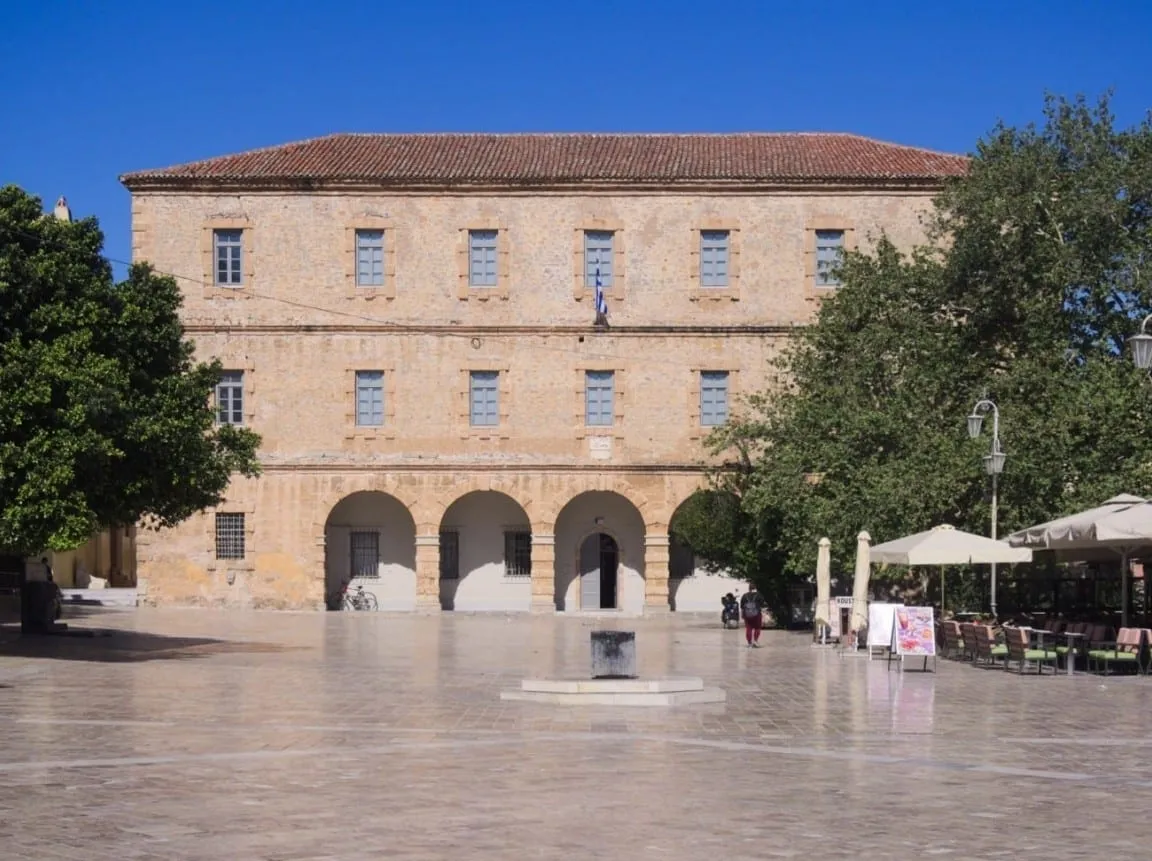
[2,608,1151,860]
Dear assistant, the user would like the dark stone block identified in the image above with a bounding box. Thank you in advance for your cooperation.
[591,630,637,679]
[20,580,62,635]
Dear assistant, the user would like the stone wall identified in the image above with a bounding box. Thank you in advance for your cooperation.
[129,184,938,611]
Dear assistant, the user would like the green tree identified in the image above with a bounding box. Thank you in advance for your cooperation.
[698,94,1152,599]
[669,486,791,614]
[0,185,261,556]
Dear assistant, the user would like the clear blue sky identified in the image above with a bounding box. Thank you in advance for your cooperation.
[2,0,1149,277]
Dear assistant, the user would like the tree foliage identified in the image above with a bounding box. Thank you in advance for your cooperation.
[0,185,261,554]
[694,94,1152,596]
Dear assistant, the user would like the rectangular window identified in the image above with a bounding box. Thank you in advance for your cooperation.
[216,371,244,426]
[213,229,243,286]
[214,513,245,560]
[468,229,498,287]
[504,531,532,577]
[355,230,384,286]
[584,370,615,427]
[354,370,384,427]
[700,371,730,427]
[469,371,499,427]
[439,530,459,580]
[815,229,845,287]
[584,230,614,288]
[349,531,380,579]
[699,230,730,287]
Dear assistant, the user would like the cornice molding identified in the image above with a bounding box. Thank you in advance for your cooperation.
[181,323,801,336]
[123,178,947,196]
[257,461,712,474]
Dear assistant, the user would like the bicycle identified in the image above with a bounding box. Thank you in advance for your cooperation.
[341,582,379,612]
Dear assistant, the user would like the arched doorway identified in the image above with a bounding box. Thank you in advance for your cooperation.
[579,532,619,610]
[667,495,734,612]
[324,491,416,611]
[554,491,645,613]
[438,491,532,612]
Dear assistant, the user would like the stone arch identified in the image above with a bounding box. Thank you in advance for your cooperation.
[323,490,417,611]
[553,490,647,613]
[424,475,538,533]
[664,489,740,613]
[537,475,652,533]
[437,490,533,612]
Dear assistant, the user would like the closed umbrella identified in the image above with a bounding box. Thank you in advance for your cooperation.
[815,537,831,637]
[849,531,871,636]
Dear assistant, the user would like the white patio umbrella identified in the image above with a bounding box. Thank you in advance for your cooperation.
[815,537,831,634]
[849,531,871,634]
[870,524,1032,615]
[1007,494,1152,626]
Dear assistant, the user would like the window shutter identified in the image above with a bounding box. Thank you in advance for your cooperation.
[700,371,729,426]
[700,230,729,287]
[584,231,613,287]
[585,371,614,426]
[470,371,499,426]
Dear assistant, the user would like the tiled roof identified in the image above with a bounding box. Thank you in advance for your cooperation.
[121,133,968,188]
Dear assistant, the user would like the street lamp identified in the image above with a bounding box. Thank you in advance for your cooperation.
[968,398,1004,617]
[1130,313,1152,371]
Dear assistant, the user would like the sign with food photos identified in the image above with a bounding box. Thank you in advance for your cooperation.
[892,606,936,656]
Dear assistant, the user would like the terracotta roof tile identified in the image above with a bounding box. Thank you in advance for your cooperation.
[121,133,969,187]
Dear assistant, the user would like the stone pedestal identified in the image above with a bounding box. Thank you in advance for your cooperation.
[591,630,636,679]
[501,676,726,706]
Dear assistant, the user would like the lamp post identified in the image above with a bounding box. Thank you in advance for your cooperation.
[1130,314,1152,371]
[1128,315,1152,621]
[967,399,1005,617]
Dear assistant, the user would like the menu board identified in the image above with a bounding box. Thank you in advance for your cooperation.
[867,603,902,649]
[892,606,936,657]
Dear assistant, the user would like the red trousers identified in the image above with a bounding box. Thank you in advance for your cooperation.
[744,614,762,643]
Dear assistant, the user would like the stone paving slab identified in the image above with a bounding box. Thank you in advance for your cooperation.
[2,608,1152,858]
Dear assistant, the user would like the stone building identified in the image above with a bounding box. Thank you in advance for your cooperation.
[119,133,966,613]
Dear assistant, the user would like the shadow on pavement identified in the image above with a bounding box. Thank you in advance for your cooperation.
[0,611,290,664]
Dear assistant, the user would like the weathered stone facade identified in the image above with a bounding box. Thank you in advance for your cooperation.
[121,133,962,613]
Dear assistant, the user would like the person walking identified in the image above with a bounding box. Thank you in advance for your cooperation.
[740,587,766,647]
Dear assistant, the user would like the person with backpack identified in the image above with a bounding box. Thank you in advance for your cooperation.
[740,587,766,647]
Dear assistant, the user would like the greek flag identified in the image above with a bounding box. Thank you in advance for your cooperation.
[594,267,608,323]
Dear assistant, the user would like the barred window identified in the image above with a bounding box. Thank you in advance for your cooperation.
[349,531,379,579]
[504,531,531,577]
[439,530,459,580]
[214,513,245,560]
